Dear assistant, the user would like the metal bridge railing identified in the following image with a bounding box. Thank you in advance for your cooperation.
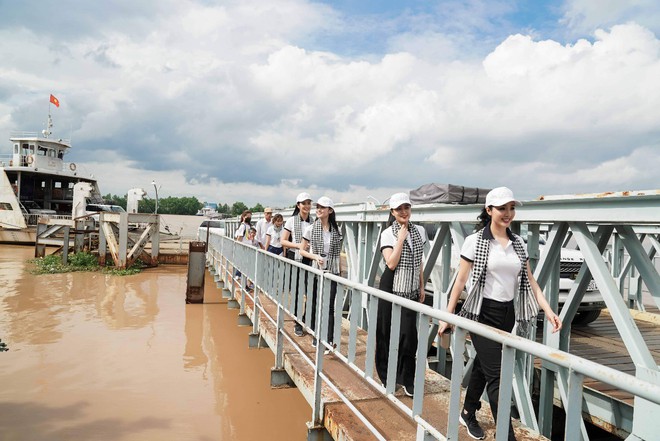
[206,231,660,441]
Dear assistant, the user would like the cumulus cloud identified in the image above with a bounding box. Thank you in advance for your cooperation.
[1,1,659,206]
[561,0,660,37]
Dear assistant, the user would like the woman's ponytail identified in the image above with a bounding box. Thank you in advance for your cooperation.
[475,208,491,231]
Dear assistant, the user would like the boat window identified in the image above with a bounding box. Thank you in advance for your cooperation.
[14,144,18,154]
[37,146,47,156]
[29,145,35,154]
[22,144,29,155]
[54,182,62,188]
[48,149,56,158]
[0,203,12,211]
[57,151,64,159]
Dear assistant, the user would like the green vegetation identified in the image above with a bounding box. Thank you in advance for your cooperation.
[102,193,267,217]
[30,253,143,276]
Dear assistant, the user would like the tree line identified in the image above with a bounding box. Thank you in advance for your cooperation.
[102,194,265,216]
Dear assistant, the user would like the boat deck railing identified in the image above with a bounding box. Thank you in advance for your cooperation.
[9,131,71,144]
[24,214,72,226]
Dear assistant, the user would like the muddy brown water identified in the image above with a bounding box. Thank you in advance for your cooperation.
[0,245,310,440]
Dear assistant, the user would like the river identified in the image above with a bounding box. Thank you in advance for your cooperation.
[0,245,310,440]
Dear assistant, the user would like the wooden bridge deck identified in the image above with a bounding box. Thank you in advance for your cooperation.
[562,310,660,405]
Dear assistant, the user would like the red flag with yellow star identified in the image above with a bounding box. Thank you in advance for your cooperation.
[49,94,60,107]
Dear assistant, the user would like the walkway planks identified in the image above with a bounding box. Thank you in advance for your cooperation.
[563,310,660,406]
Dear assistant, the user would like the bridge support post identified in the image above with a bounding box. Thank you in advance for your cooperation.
[270,367,295,388]
[306,422,331,441]
[227,298,240,309]
[185,241,206,304]
[248,333,267,348]
[632,366,660,440]
[237,313,251,326]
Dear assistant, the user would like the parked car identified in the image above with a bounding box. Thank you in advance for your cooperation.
[197,219,225,240]
[541,242,604,324]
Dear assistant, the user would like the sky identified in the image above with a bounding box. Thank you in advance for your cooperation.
[1,0,659,208]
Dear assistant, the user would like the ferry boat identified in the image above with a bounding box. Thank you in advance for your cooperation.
[0,113,102,243]
[196,202,219,217]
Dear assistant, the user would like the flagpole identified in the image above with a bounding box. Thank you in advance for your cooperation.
[45,97,52,139]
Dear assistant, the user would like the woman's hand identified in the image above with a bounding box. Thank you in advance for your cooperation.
[314,254,324,267]
[437,320,452,335]
[546,312,562,333]
[397,223,408,243]
[418,288,425,304]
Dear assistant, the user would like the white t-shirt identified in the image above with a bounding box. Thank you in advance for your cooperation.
[243,237,258,248]
[266,225,283,248]
[255,218,271,247]
[302,225,331,256]
[235,223,250,243]
[380,224,428,250]
[460,232,527,302]
[284,216,312,243]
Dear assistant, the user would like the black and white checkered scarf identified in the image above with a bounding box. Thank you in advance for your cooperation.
[391,222,424,300]
[310,220,342,274]
[291,214,309,262]
[458,226,539,338]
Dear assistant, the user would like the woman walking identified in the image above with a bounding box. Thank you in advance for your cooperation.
[375,192,427,397]
[300,196,342,351]
[281,192,314,337]
[437,187,562,440]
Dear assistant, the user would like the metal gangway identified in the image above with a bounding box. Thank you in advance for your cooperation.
[209,190,659,440]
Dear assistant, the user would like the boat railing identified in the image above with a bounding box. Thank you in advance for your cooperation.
[10,131,71,143]
[0,154,13,165]
[23,214,72,226]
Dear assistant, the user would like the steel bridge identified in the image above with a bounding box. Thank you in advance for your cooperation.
[209,190,659,440]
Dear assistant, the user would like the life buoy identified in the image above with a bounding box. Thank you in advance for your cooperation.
[26,155,34,164]
[69,163,77,171]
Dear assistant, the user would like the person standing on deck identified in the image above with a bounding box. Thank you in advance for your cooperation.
[437,187,562,440]
[265,213,285,255]
[233,210,253,292]
[281,192,314,337]
[375,192,427,398]
[255,207,273,250]
[235,210,252,243]
[299,197,342,352]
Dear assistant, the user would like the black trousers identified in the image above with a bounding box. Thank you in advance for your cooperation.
[464,298,515,422]
[375,267,418,388]
[286,250,311,317]
[308,277,338,343]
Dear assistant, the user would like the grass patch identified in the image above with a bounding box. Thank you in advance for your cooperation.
[29,252,143,276]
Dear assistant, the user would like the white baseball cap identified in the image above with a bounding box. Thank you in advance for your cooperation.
[485,187,522,207]
[296,192,312,203]
[316,196,334,209]
[389,192,412,209]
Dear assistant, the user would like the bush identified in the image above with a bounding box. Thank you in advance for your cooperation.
[30,252,139,276]
[68,252,98,268]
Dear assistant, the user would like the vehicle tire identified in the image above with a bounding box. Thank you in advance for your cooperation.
[573,310,601,326]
